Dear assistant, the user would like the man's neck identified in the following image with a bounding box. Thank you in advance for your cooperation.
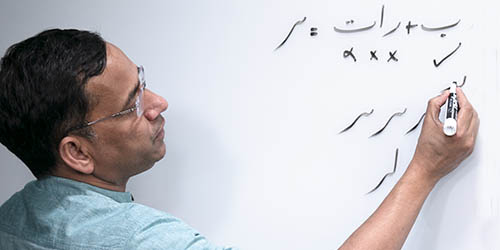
[51,167,128,192]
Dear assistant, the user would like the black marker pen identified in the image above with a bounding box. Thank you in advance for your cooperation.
[443,83,458,136]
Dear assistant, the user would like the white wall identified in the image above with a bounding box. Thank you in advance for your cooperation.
[0,0,499,249]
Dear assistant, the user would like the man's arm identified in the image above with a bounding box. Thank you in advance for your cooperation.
[339,87,480,250]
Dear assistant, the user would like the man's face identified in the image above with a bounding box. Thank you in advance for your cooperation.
[84,43,168,184]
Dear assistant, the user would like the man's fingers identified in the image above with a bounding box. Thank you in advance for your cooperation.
[460,109,480,156]
[426,90,449,124]
[456,87,470,107]
[473,111,480,137]
[456,87,474,133]
[465,107,480,138]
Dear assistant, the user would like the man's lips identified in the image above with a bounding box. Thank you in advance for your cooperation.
[155,128,164,141]
[153,117,165,141]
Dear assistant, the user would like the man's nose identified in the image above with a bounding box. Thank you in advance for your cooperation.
[143,90,168,121]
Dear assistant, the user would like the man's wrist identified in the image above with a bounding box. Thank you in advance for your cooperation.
[404,159,440,191]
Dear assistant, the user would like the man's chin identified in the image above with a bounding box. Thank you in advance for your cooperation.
[153,142,166,162]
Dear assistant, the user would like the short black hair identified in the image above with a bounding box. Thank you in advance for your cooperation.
[0,29,107,178]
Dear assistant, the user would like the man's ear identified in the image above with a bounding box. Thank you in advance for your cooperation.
[58,136,94,175]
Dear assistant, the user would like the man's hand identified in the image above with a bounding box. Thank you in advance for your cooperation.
[410,87,480,184]
[339,88,479,250]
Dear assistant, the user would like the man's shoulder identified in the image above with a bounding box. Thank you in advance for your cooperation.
[120,201,185,228]
[0,180,232,250]
[0,178,183,249]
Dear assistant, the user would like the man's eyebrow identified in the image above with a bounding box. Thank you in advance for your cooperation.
[122,67,141,109]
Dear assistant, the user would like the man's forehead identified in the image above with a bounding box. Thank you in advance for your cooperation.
[105,43,130,68]
[85,43,138,112]
[88,43,135,91]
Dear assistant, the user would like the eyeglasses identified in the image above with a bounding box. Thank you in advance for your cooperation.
[68,65,146,132]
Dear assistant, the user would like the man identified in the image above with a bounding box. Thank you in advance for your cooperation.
[0,29,229,250]
[0,29,479,250]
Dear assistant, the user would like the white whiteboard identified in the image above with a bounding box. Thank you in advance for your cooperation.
[0,0,498,249]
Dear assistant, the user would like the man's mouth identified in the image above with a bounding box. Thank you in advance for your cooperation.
[152,116,165,141]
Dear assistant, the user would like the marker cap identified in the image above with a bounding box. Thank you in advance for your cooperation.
[443,118,457,136]
[449,83,456,93]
